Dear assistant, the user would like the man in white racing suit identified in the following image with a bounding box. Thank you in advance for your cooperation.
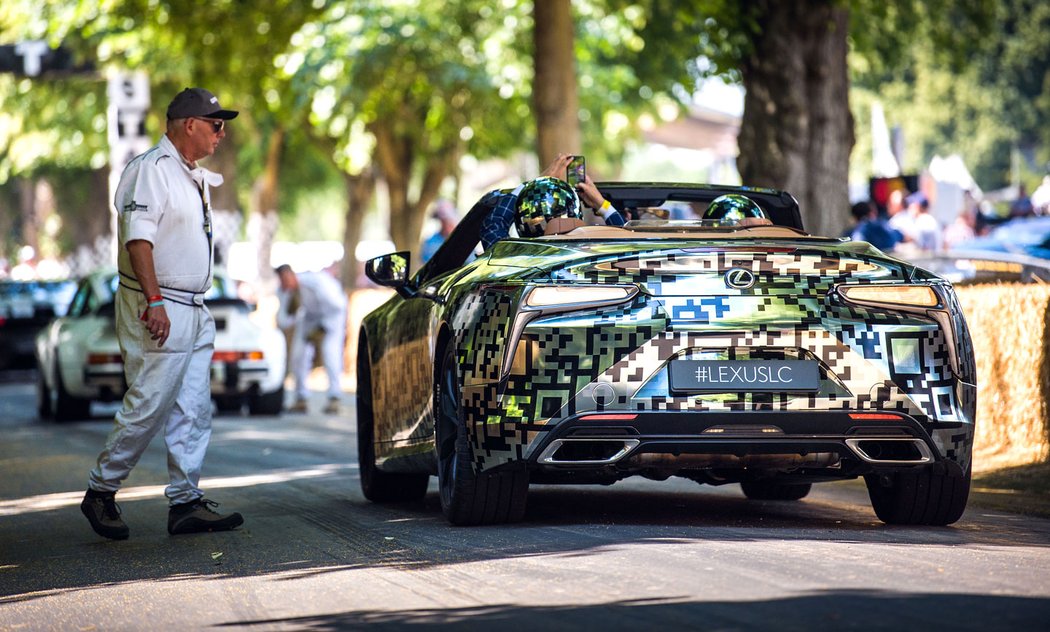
[275,265,348,415]
[81,87,244,540]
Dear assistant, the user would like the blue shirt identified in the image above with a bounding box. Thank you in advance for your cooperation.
[480,189,626,249]
[420,231,445,263]
[850,219,903,251]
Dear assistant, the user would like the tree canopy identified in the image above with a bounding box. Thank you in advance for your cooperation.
[1,0,1048,268]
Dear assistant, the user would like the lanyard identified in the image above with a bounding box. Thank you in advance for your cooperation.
[196,182,213,244]
[196,181,214,294]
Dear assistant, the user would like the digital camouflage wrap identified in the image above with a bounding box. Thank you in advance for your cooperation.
[364,235,976,476]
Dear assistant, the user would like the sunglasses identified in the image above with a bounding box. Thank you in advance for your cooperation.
[192,117,225,133]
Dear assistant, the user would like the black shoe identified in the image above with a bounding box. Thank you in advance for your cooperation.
[81,490,129,540]
[168,498,244,535]
[322,397,341,415]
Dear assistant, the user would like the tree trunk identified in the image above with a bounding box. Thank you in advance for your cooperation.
[250,128,285,286]
[736,0,854,238]
[341,168,375,292]
[532,0,581,165]
[371,118,460,270]
[209,126,241,213]
[372,121,418,261]
[74,169,114,273]
[18,178,39,258]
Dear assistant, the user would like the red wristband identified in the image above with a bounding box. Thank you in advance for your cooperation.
[146,294,162,303]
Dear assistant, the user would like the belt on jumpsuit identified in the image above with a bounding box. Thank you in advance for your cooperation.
[119,275,207,307]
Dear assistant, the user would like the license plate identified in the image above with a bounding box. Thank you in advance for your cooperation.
[669,359,820,392]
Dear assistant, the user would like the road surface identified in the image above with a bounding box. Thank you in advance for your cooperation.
[1,372,1048,630]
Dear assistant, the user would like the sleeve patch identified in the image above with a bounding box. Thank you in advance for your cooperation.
[122,201,149,213]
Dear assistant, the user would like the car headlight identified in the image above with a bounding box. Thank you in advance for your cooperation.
[524,285,637,308]
[838,284,939,308]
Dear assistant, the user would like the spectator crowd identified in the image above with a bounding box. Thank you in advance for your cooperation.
[846,177,1050,257]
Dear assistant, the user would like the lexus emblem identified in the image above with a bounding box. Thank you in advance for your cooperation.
[724,267,756,289]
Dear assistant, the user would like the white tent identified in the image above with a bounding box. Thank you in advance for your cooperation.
[871,101,901,178]
[928,154,981,225]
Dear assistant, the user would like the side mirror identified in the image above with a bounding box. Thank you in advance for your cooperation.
[365,251,413,296]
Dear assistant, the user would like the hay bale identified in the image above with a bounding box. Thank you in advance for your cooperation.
[957,284,1050,471]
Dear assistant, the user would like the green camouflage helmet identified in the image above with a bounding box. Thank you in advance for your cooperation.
[515,176,582,238]
[703,194,768,223]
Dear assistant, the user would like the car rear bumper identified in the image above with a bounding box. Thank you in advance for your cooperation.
[523,410,968,482]
[210,360,273,396]
[84,360,278,399]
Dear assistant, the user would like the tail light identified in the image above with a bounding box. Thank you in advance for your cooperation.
[88,353,123,365]
[837,284,939,309]
[579,414,638,421]
[213,350,264,362]
[848,413,902,420]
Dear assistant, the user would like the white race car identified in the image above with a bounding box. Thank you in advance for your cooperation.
[35,269,287,421]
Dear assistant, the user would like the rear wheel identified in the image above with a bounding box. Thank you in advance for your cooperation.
[740,480,812,501]
[214,395,244,414]
[248,386,284,416]
[436,344,528,525]
[54,361,91,422]
[864,465,971,526]
[356,339,428,502]
[36,365,53,419]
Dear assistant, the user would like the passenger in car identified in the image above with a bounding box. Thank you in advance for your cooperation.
[479,154,626,249]
[702,194,774,227]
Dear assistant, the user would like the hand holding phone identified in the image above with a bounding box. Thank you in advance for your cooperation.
[566,155,586,188]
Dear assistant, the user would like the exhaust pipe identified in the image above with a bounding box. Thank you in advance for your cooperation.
[844,437,933,464]
[538,439,640,465]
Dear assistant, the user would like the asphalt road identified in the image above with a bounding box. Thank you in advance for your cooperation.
[1,370,1049,631]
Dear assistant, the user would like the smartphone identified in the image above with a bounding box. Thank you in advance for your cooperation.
[566,155,586,188]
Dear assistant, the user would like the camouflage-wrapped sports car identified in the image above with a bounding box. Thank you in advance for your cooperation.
[358,184,976,526]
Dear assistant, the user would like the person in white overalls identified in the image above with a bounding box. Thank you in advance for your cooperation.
[275,265,348,415]
[81,88,244,540]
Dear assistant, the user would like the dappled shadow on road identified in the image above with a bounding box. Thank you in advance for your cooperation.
[217,591,1050,630]
[3,473,1049,606]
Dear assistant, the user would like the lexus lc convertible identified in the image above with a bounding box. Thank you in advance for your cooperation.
[358,184,976,526]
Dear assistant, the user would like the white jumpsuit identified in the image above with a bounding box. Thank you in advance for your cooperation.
[277,271,347,401]
[89,135,221,506]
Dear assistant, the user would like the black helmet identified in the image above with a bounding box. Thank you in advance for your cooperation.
[703,194,768,223]
[514,176,583,238]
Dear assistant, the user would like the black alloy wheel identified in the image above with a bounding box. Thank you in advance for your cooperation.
[435,344,528,525]
[54,359,91,422]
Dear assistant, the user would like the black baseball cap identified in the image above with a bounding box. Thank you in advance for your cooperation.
[166,87,239,120]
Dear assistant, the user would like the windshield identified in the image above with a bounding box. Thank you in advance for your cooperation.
[623,218,774,233]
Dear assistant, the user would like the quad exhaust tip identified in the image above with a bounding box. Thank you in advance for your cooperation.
[538,439,640,465]
[844,437,933,464]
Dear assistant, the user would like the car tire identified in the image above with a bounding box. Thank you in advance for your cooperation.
[864,465,971,526]
[248,387,284,416]
[54,361,91,422]
[36,364,53,420]
[356,339,429,502]
[435,344,528,526]
[214,395,244,414]
[740,480,812,501]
